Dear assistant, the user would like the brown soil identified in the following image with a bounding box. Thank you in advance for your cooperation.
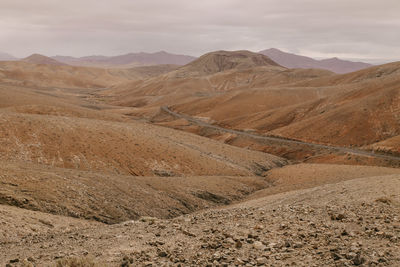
[1,50,400,266]
[1,173,399,266]
[0,160,270,224]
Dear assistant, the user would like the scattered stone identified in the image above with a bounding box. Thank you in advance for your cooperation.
[253,241,266,250]
[256,257,268,265]
[352,252,366,266]
[158,251,168,257]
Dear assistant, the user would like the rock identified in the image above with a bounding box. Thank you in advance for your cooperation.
[293,242,303,248]
[352,253,366,266]
[140,217,157,224]
[331,252,341,261]
[182,229,196,237]
[9,258,19,263]
[158,251,168,257]
[253,241,266,250]
[235,240,243,249]
[331,213,346,221]
[256,257,268,265]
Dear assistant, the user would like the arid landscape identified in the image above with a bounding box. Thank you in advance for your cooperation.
[0,47,399,266]
[1,1,400,266]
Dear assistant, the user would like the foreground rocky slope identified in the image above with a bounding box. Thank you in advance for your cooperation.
[0,160,272,224]
[1,172,399,266]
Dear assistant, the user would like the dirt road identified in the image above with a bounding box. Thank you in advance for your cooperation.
[161,106,400,162]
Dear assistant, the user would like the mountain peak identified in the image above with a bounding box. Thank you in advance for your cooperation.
[177,50,282,76]
[23,54,66,66]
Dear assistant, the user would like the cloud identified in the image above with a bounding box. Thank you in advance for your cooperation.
[0,0,399,63]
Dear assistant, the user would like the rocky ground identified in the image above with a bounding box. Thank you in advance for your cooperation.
[1,174,399,266]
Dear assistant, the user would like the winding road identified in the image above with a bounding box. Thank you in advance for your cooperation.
[161,106,400,162]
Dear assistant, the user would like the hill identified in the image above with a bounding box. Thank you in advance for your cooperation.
[101,51,334,116]
[22,54,67,66]
[53,51,196,68]
[260,48,372,74]
[0,77,286,223]
[172,50,282,77]
[0,61,179,89]
[165,61,400,150]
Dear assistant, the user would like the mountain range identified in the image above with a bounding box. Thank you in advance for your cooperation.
[1,49,375,73]
[52,51,196,68]
[260,48,373,74]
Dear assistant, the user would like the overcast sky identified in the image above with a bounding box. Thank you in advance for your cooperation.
[1,0,399,63]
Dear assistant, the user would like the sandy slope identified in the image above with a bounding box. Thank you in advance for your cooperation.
[158,61,400,155]
[1,169,399,266]
[0,160,271,224]
[0,110,284,176]
[0,61,179,89]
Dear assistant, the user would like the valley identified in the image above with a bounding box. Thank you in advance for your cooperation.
[0,50,399,266]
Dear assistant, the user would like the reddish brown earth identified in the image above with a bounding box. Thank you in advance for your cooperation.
[1,169,400,266]
[148,59,400,163]
[1,49,399,266]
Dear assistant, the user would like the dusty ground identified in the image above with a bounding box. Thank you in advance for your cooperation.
[1,51,400,266]
[1,173,399,266]
[0,160,272,224]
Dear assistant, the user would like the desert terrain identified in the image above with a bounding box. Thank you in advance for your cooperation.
[0,50,399,266]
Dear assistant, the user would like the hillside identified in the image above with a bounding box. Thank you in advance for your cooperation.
[0,75,286,224]
[2,168,400,266]
[163,61,400,153]
[101,51,334,117]
[260,48,372,74]
[0,61,180,89]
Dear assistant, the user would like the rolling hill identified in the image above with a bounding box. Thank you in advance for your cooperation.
[101,50,334,118]
[165,61,400,154]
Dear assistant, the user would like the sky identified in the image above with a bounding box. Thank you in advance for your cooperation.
[1,0,399,63]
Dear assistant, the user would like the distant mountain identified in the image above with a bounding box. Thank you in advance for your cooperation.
[259,48,372,74]
[173,50,282,77]
[0,52,18,61]
[22,54,67,66]
[53,51,196,68]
